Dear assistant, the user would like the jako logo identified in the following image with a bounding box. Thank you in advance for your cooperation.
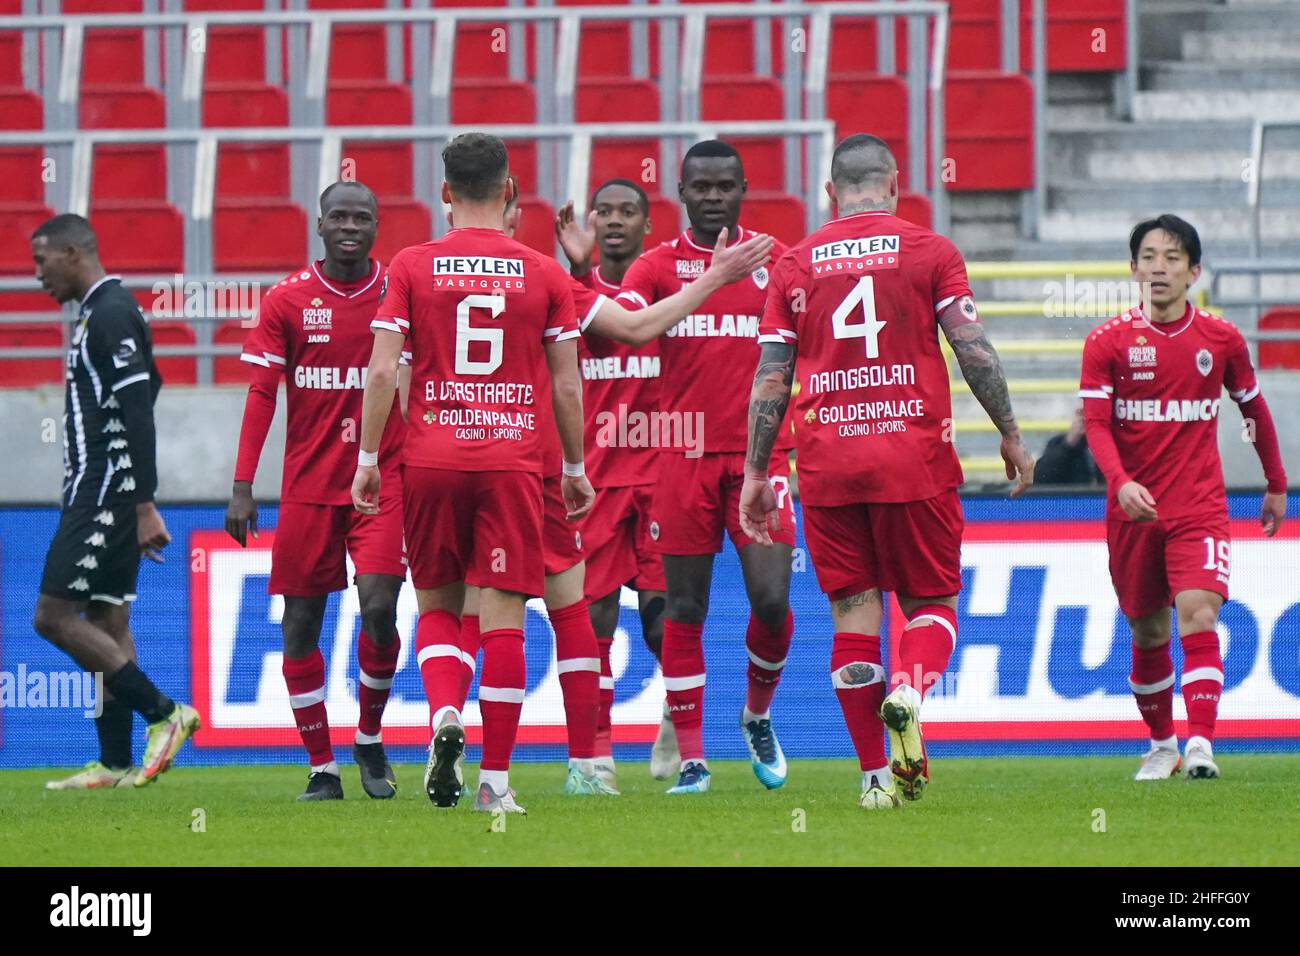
[50,886,151,936]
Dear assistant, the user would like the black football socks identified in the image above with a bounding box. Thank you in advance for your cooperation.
[94,697,134,770]
[105,662,175,725]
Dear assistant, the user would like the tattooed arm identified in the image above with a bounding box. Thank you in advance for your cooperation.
[940,295,1034,495]
[740,342,797,545]
[746,341,796,475]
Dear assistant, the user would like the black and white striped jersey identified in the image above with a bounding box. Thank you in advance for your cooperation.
[61,276,162,509]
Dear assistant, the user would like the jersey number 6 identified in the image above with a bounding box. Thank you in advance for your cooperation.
[455,293,506,375]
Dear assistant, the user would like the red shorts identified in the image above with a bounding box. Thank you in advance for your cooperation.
[269,492,406,597]
[581,483,666,601]
[649,450,797,555]
[403,465,545,597]
[543,475,585,576]
[803,490,964,601]
[1107,512,1230,619]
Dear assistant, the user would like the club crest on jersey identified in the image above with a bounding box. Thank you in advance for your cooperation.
[1128,345,1157,368]
[378,274,389,303]
[676,259,706,280]
[649,521,660,541]
[574,531,582,551]
[1196,348,1213,376]
[302,306,332,331]
[752,266,769,290]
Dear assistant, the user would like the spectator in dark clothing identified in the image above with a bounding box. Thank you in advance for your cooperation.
[1036,405,1103,486]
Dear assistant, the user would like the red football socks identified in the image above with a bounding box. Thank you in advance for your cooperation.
[1130,642,1176,741]
[456,613,481,710]
[899,604,957,697]
[550,600,601,761]
[356,630,399,740]
[831,632,886,770]
[478,628,527,772]
[1181,630,1224,743]
[414,609,465,728]
[282,649,333,767]
[662,619,706,762]
[744,610,793,718]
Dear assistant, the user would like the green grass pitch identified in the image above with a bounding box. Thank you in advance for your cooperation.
[3,756,1299,866]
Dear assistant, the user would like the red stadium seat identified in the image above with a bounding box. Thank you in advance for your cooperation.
[0,88,44,204]
[87,201,185,272]
[81,86,168,202]
[1019,0,1127,72]
[948,0,1002,71]
[555,0,658,79]
[896,192,933,230]
[309,0,392,82]
[944,72,1034,191]
[434,0,519,80]
[701,77,785,191]
[804,2,909,75]
[326,80,414,198]
[372,199,433,263]
[1259,309,1300,371]
[205,84,292,200]
[677,0,785,78]
[214,200,307,272]
[514,195,557,255]
[644,196,681,243]
[0,322,62,386]
[149,321,198,385]
[185,0,270,83]
[214,320,252,385]
[824,73,910,188]
[0,202,55,274]
[62,0,147,87]
[452,80,538,193]
[0,0,23,86]
[742,192,805,247]
[577,79,659,193]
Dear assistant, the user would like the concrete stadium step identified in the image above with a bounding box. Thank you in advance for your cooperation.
[1046,122,1256,178]
[1049,181,1300,212]
[1040,208,1300,243]
[1083,148,1300,184]
[1182,30,1300,64]
[1142,60,1300,91]
[1133,89,1300,122]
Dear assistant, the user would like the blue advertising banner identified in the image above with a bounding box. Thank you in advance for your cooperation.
[1,495,1297,769]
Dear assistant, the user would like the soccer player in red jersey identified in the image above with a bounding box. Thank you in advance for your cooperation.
[452,180,774,796]
[353,134,593,815]
[556,180,673,786]
[226,181,405,802]
[1079,215,1287,781]
[613,140,798,794]
[742,135,1034,808]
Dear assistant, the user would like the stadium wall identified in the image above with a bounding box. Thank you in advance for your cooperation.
[1,495,1297,769]
[2,374,1299,502]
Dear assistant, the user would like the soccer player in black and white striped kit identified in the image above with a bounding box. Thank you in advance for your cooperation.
[30,213,200,790]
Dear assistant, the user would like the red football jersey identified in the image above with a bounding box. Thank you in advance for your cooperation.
[372,227,579,473]
[535,274,608,474]
[241,260,403,505]
[758,210,970,506]
[578,267,663,488]
[1079,303,1258,521]
[615,226,793,454]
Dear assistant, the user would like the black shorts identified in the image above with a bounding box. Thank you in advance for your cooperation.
[40,504,142,605]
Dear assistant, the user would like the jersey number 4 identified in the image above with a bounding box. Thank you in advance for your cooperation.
[832,276,887,358]
[455,293,506,375]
